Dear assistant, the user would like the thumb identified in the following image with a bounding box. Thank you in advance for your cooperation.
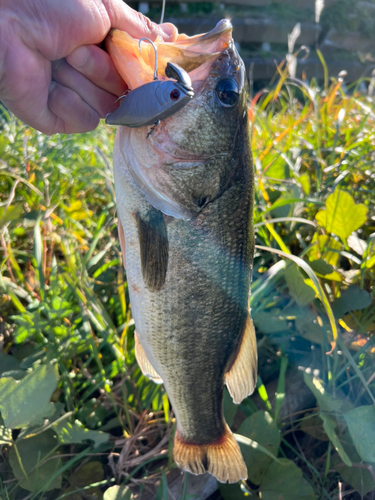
[106,0,178,42]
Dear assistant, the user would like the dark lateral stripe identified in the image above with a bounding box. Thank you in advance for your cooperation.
[136,208,168,292]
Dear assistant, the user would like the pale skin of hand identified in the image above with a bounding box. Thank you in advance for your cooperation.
[0,0,177,135]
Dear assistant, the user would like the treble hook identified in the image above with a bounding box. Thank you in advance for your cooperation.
[139,38,158,81]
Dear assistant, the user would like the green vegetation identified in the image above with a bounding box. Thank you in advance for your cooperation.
[1,63,375,499]
[323,0,375,38]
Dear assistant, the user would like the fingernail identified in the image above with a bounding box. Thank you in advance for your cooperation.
[67,46,89,68]
[159,23,178,41]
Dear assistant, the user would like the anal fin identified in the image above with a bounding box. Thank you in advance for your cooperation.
[225,315,257,404]
[134,331,163,384]
[173,424,247,483]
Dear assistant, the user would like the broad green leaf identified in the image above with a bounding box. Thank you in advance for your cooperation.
[320,270,343,282]
[8,430,62,492]
[218,483,246,499]
[344,406,375,463]
[335,460,375,496]
[320,413,352,467]
[0,363,58,429]
[223,387,237,428]
[316,190,368,243]
[236,411,280,485]
[309,259,333,276]
[104,485,133,500]
[274,356,288,421]
[310,234,342,266]
[77,398,108,428]
[253,310,289,334]
[295,307,325,345]
[0,203,23,224]
[285,264,316,306]
[303,372,352,465]
[262,153,288,180]
[53,419,109,448]
[332,286,372,319]
[303,372,343,413]
[260,459,317,500]
[0,352,20,376]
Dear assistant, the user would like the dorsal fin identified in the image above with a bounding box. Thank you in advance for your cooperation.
[136,207,168,292]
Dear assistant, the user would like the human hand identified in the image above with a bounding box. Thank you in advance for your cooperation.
[0,0,177,135]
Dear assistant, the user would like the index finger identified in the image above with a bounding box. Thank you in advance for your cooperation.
[105,0,178,42]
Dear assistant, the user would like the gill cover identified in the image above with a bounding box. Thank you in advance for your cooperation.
[105,62,194,127]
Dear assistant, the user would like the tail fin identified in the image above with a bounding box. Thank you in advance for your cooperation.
[173,424,247,483]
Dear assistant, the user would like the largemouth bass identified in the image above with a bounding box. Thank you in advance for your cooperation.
[106,20,257,483]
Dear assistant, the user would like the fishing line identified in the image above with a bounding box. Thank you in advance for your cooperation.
[160,0,166,24]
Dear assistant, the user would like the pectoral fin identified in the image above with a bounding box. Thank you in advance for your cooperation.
[136,207,168,292]
[134,331,163,384]
[225,315,257,404]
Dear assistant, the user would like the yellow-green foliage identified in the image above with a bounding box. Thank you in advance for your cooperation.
[1,71,375,499]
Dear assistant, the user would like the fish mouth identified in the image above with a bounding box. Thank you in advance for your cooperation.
[105,19,233,90]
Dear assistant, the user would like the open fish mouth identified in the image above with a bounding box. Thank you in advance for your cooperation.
[105,19,233,90]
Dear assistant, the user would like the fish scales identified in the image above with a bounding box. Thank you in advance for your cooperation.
[110,22,257,483]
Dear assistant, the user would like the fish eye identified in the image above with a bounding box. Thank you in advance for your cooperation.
[216,79,239,107]
[170,89,180,101]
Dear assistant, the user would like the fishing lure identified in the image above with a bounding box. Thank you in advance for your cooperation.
[105,38,194,130]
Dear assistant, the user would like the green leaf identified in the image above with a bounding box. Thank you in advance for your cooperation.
[8,430,62,492]
[53,419,109,448]
[309,259,333,276]
[223,387,237,428]
[104,485,133,500]
[236,411,280,485]
[303,372,343,413]
[334,460,375,496]
[284,264,316,306]
[0,363,58,429]
[218,483,246,499]
[344,406,375,463]
[0,203,23,225]
[332,286,372,319]
[310,234,342,266]
[295,308,325,345]
[303,372,352,465]
[259,459,317,500]
[0,352,20,376]
[274,356,288,421]
[316,190,368,243]
[320,413,352,467]
[253,310,289,334]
